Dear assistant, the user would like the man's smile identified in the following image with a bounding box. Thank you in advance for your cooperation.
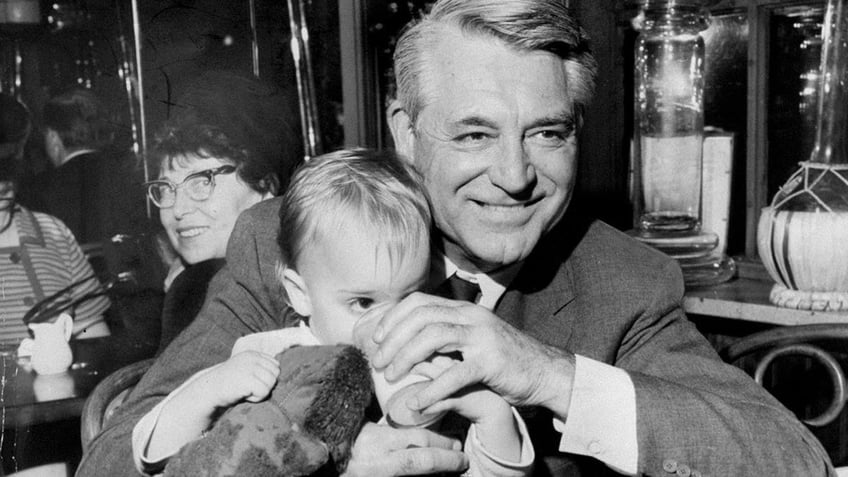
[468,197,545,226]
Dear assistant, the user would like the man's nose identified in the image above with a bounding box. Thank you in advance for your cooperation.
[489,139,537,195]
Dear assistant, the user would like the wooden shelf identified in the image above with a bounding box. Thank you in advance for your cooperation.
[684,278,848,326]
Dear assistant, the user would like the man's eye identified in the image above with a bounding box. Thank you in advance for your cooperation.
[350,298,375,313]
[539,130,564,140]
[528,127,573,146]
[456,131,490,143]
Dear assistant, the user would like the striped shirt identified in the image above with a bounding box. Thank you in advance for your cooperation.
[0,206,110,345]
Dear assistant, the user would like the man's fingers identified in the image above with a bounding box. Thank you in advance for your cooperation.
[383,321,467,380]
[408,362,479,410]
[373,292,434,341]
[372,302,444,367]
[373,297,466,364]
[410,354,457,380]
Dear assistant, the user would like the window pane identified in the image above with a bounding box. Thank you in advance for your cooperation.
[139,0,344,154]
[703,11,749,256]
[767,6,826,200]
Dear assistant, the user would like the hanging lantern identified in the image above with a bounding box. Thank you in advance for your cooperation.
[0,0,40,24]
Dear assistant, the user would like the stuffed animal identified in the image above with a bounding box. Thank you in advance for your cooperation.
[164,344,374,476]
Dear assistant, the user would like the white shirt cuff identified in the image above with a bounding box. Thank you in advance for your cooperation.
[553,354,638,475]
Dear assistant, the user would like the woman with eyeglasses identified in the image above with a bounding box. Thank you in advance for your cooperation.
[0,93,111,347]
[146,71,301,353]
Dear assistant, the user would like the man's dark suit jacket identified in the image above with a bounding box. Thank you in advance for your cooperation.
[77,197,834,476]
[27,150,146,247]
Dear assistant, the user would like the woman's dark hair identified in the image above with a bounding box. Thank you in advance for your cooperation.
[150,70,303,196]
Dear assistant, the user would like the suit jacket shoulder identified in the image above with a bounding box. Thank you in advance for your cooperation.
[497,217,684,360]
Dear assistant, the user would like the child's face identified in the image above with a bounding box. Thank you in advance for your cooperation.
[283,221,430,345]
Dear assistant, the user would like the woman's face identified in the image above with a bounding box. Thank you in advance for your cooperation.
[158,155,270,264]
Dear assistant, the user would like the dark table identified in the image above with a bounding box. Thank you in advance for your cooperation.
[1,336,155,429]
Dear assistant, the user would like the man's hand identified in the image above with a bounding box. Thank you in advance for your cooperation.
[342,422,468,477]
[370,292,576,416]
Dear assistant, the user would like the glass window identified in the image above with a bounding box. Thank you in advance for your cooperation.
[703,11,749,255]
[0,1,343,474]
[767,6,825,200]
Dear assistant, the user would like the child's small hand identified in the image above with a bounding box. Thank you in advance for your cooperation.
[412,354,513,427]
[413,355,521,462]
[423,385,513,427]
[195,351,280,408]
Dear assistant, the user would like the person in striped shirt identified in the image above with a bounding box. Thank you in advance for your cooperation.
[0,93,110,347]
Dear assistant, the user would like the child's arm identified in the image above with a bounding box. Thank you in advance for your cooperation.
[428,386,523,461]
[412,358,534,477]
[138,351,280,464]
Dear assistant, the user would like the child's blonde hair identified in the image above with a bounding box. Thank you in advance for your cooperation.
[276,148,432,277]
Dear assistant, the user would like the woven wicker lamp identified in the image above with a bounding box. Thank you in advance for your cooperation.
[758,0,848,310]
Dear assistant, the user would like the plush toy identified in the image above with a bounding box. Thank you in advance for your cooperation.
[163,344,374,477]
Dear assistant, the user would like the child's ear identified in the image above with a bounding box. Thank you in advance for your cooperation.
[281,268,312,317]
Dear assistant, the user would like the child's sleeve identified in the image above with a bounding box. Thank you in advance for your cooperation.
[132,366,218,475]
[230,321,320,356]
[132,324,318,475]
[463,406,535,477]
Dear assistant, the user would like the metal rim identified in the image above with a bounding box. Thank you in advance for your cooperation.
[753,344,846,427]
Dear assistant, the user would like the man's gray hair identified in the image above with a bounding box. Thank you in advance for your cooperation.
[393,0,598,125]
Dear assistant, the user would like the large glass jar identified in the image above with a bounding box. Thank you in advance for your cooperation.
[632,0,709,234]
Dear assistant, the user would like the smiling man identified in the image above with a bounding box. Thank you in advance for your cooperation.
[389,26,579,273]
[78,2,836,477]
[369,1,835,475]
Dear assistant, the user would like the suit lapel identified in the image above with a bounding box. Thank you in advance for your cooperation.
[494,208,592,348]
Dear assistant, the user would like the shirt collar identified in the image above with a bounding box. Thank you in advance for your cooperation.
[436,254,521,310]
[61,149,97,166]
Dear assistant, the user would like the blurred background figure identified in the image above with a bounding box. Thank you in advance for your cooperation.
[0,93,110,347]
[147,70,301,353]
[29,88,120,246]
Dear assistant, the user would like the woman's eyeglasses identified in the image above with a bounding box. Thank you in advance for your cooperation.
[144,165,236,209]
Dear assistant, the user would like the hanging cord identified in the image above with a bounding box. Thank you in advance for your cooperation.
[22,272,133,326]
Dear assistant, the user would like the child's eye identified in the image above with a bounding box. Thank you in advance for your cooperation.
[350,297,375,313]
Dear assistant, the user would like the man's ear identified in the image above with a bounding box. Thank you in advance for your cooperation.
[44,129,64,165]
[386,99,415,162]
[280,267,312,317]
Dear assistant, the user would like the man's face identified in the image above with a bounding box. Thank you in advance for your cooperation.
[289,220,430,345]
[396,29,578,272]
